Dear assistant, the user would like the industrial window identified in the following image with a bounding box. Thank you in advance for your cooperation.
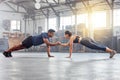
[11,20,20,31]
[45,18,57,31]
[49,18,57,30]
[114,9,120,27]
[77,14,88,25]
[92,11,106,28]
[60,16,75,30]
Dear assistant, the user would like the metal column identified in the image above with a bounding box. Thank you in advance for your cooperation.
[88,7,94,39]
[75,13,77,34]
[47,9,49,30]
[56,14,60,31]
[111,0,114,49]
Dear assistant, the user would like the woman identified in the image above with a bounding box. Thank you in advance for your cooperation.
[60,31,116,58]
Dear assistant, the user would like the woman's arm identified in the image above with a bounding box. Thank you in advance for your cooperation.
[64,36,75,58]
[60,43,69,47]
[60,36,75,58]
[66,37,74,58]
[66,42,73,58]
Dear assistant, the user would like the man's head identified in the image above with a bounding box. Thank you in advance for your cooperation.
[64,31,72,39]
[48,29,55,37]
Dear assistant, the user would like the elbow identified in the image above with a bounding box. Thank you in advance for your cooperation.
[46,42,50,46]
[69,45,73,49]
[69,44,73,47]
[70,46,73,49]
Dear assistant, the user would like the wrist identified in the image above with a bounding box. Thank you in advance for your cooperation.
[69,55,71,57]
[47,53,50,56]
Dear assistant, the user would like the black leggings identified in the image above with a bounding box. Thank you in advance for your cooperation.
[80,37,106,51]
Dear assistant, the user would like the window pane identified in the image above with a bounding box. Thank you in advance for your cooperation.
[11,20,16,30]
[45,18,57,31]
[77,14,87,25]
[60,16,75,30]
[11,20,20,31]
[92,11,106,28]
[49,18,56,30]
[114,9,120,26]
[17,21,20,30]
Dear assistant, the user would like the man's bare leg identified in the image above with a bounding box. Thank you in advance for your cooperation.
[3,43,26,57]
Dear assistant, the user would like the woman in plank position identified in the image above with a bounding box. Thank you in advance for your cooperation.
[60,31,116,58]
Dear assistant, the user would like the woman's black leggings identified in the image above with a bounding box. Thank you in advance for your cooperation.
[80,37,106,51]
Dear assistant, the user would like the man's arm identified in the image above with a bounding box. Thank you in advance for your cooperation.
[43,38,60,57]
[46,45,54,57]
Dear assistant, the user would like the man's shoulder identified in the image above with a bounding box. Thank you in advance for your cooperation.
[41,32,49,38]
[41,32,47,35]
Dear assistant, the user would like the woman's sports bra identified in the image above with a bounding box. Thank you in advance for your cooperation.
[73,36,80,43]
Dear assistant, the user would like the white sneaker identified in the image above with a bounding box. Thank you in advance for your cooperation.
[110,50,116,58]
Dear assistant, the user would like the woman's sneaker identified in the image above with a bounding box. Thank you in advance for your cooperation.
[110,50,116,58]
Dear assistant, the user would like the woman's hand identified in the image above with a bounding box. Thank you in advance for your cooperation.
[48,55,54,57]
[65,55,71,58]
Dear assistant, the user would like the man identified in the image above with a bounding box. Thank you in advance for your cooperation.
[60,31,116,58]
[3,29,60,58]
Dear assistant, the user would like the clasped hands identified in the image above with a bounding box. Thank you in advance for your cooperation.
[55,41,62,45]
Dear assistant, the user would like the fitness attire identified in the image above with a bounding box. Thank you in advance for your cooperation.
[73,36,106,51]
[22,32,49,48]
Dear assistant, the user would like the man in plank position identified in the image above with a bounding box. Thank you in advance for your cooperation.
[3,29,60,57]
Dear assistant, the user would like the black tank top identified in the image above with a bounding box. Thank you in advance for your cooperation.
[73,36,80,43]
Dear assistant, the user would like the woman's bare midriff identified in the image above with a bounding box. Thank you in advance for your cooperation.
[78,37,82,43]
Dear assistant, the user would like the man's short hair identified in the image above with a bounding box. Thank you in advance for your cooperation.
[48,29,55,33]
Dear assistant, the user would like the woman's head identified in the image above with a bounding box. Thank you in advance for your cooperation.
[64,31,72,39]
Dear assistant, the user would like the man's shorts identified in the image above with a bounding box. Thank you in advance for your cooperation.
[22,36,33,48]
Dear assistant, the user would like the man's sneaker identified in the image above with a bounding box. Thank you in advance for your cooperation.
[8,52,12,57]
[110,50,116,58]
[3,51,9,57]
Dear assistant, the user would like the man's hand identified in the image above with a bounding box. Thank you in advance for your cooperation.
[56,41,61,45]
[48,55,54,57]
[44,38,61,46]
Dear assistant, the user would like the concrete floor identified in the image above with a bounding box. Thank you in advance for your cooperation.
[0,52,120,80]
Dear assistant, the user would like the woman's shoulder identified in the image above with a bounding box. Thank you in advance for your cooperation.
[70,35,76,39]
[72,35,79,37]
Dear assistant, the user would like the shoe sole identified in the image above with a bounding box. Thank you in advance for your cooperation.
[3,52,9,57]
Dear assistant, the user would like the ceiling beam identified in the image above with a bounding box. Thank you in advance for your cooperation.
[38,0,81,10]
[0,10,26,14]
[67,0,76,14]
[46,0,59,16]
[4,2,17,12]
[8,1,27,13]
[81,0,88,10]
[40,9,47,18]
[106,0,112,9]
[53,0,58,4]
